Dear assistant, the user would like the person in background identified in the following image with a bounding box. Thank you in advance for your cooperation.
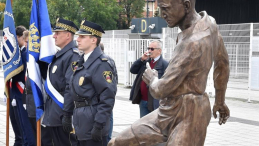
[129,40,168,118]
[23,30,52,146]
[10,25,36,146]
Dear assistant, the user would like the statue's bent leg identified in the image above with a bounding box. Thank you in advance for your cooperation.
[108,110,167,146]
[166,93,211,146]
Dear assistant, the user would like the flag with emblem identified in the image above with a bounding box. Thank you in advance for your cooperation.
[27,0,56,121]
[1,0,24,98]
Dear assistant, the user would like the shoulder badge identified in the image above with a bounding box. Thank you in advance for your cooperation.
[71,61,78,72]
[73,48,82,55]
[52,65,57,73]
[79,76,84,86]
[103,71,113,83]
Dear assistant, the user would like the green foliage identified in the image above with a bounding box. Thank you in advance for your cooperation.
[47,0,121,30]
[118,0,145,29]
[46,0,82,27]
[12,0,32,29]
[0,2,5,28]
[0,0,145,30]
[79,0,121,30]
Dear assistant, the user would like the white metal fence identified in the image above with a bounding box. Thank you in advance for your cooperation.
[101,23,259,101]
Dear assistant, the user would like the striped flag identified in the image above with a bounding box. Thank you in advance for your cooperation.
[27,0,56,121]
[2,0,24,98]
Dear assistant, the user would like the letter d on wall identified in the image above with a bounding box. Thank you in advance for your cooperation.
[141,19,147,33]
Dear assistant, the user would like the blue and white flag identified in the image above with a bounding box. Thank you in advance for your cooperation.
[27,0,56,121]
[2,0,24,97]
[38,0,56,63]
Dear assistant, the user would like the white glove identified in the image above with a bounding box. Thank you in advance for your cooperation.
[12,99,17,107]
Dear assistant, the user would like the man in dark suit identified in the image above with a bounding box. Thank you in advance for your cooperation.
[129,40,168,117]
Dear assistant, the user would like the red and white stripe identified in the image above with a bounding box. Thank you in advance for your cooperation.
[15,82,25,94]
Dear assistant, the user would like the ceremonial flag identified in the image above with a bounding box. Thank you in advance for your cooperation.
[39,0,56,63]
[2,0,24,98]
[27,0,56,121]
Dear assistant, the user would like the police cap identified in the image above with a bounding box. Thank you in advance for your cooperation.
[53,18,79,34]
[76,20,105,37]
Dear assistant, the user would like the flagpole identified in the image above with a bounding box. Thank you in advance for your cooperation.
[36,0,41,144]
[6,84,10,146]
[37,119,41,146]
[6,1,12,146]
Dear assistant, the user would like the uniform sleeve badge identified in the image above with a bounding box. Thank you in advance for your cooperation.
[71,61,78,72]
[103,71,113,83]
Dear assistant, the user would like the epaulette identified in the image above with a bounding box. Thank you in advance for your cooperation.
[73,48,81,55]
[100,57,108,62]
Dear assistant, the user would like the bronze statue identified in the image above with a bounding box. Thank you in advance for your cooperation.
[108,0,230,145]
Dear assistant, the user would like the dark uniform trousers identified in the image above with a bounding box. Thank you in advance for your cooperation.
[9,95,23,146]
[42,41,79,146]
[11,89,36,146]
[28,117,53,146]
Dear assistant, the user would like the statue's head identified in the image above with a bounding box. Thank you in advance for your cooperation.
[158,0,196,28]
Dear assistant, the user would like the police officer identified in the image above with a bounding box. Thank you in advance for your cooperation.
[42,18,79,146]
[70,20,117,146]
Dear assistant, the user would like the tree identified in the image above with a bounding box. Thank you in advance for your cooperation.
[0,2,5,28]
[12,0,32,28]
[47,0,82,27]
[118,0,145,29]
[79,0,121,30]
[47,0,121,30]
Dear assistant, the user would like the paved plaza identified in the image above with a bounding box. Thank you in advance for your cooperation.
[0,74,259,146]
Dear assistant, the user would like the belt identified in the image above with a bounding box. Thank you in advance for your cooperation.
[74,100,91,108]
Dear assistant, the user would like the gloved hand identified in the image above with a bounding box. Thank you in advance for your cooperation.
[91,123,103,141]
[62,115,73,133]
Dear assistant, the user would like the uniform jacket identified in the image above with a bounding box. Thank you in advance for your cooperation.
[129,56,168,111]
[70,46,117,140]
[25,78,36,118]
[42,41,79,126]
[11,47,27,92]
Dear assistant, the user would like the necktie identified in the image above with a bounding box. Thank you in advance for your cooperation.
[78,55,84,67]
